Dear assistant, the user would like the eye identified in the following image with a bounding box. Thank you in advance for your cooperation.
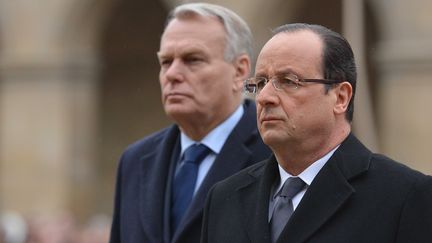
[255,78,268,91]
[159,58,172,68]
[184,56,204,65]
[278,76,299,88]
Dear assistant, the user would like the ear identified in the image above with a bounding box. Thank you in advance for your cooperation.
[333,81,353,115]
[232,54,251,92]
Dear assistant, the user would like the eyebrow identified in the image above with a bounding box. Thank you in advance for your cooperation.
[157,45,208,58]
[255,68,299,77]
[159,51,207,63]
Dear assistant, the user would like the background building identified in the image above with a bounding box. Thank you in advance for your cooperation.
[0,0,431,240]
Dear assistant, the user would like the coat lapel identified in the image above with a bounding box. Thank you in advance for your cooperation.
[277,134,371,243]
[240,157,279,243]
[139,126,180,242]
[278,156,355,243]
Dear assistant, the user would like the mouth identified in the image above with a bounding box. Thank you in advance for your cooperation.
[165,91,191,100]
[260,116,283,123]
[163,91,194,105]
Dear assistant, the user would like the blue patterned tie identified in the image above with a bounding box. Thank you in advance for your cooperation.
[171,144,211,233]
[270,177,305,243]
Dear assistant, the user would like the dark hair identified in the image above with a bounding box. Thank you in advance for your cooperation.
[272,23,357,122]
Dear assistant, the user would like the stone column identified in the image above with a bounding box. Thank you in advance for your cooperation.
[371,0,432,173]
[0,0,111,219]
[343,0,379,152]
[0,59,99,216]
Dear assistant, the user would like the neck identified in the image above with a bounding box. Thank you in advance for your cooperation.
[177,102,242,141]
[179,124,212,141]
[273,125,350,175]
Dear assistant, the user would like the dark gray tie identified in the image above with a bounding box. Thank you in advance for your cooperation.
[270,177,306,243]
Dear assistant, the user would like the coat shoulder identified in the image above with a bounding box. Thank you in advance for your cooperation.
[347,151,431,203]
[369,153,428,183]
[116,125,178,171]
[122,125,176,155]
[211,160,268,195]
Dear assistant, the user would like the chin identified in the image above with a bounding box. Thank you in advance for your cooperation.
[261,129,288,145]
[262,137,276,146]
[166,106,196,119]
[261,133,279,145]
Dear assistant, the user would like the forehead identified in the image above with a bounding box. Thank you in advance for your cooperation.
[158,16,226,56]
[255,30,323,76]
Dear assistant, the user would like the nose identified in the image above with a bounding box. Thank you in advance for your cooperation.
[256,80,278,106]
[163,59,184,82]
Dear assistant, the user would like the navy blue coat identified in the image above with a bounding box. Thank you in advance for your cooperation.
[110,100,271,243]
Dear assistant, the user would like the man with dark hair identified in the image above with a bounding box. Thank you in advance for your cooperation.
[202,23,432,243]
[109,3,271,243]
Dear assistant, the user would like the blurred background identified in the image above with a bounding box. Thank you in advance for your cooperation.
[0,0,431,242]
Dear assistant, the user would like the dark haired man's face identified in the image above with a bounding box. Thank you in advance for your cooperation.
[255,30,339,152]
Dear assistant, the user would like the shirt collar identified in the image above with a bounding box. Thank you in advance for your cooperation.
[180,104,244,155]
[276,145,340,190]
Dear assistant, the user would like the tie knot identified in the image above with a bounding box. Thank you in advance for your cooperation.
[183,144,211,165]
[279,177,305,199]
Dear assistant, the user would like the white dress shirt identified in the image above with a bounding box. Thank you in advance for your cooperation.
[179,104,244,195]
[268,146,339,221]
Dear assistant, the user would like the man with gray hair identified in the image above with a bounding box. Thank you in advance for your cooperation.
[109,3,270,243]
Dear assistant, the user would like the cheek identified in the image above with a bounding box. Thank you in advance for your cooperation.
[213,63,236,84]
[160,82,171,103]
[159,73,168,90]
[256,105,266,124]
[279,100,296,118]
[159,68,166,82]
[296,100,331,129]
[194,79,211,95]
[203,78,229,98]
[159,80,166,98]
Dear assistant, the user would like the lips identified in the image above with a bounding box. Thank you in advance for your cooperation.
[167,91,186,96]
[260,116,284,123]
[164,91,193,105]
[165,91,191,99]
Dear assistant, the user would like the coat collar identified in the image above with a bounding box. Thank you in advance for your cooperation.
[278,134,371,242]
[239,156,279,243]
[138,125,180,242]
[237,133,372,243]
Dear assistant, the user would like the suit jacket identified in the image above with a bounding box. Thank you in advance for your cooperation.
[110,100,271,243]
[202,134,432,243]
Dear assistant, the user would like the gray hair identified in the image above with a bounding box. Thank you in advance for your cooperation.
[165,3,253,62]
